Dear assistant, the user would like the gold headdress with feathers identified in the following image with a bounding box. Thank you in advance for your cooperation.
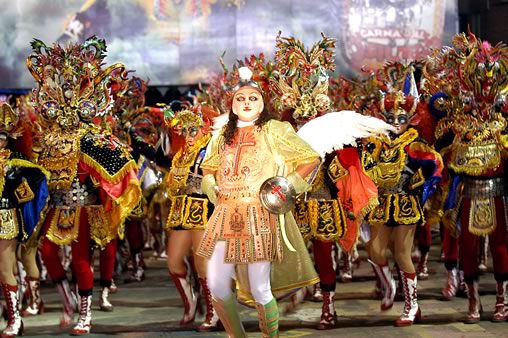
[270,31,336,121]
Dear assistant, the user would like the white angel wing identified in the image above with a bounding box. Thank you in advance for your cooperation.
[296,110,396,158]
[211,113,229,134]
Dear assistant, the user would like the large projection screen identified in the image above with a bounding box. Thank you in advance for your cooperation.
[0,0,458,88]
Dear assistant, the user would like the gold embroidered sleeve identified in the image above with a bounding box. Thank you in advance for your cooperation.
[265,120,320,171]
[200,132,223,171]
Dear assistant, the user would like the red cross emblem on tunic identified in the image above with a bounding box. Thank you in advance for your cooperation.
[230,129,256,176]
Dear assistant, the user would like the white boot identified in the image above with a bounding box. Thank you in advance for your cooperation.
[465,282,482,324]
[197,278,221,332]
[1,283,24,337]
[72,295,92,335]
[369,259,396,311]
[395,272,420,326]
[99,287,113,312]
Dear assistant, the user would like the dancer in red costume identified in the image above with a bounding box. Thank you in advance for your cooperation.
[28,37,141,335]
[270,33,345,330]
[422,32,508,323]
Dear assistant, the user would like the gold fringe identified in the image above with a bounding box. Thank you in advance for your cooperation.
[9,159,51,181]
[357,197,380,226]
[79,153,138,184]
[108,179,142,231]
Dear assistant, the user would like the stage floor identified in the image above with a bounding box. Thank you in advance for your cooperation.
[19,242,508,338]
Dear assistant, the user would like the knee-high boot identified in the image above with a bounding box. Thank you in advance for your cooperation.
[71,294,92,335]
[212,295,246,338]
[1,283,24,338]
[395,271,421,326]
[417,252,429,280]
[442,267,458,300]
[170,272,197,325]
[197,278,221,332]
[256,298,279,338]
[369,259,396,311]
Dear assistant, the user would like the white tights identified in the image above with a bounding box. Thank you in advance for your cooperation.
[207,241,273,305]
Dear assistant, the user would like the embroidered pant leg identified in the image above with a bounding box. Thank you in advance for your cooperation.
[442,225,459,270]
[40,238,66,282]
[99,238,117,287]
[312,239,336,292]
[71,209,93,294]
[489,198,508,282]
[126,220,144,256]
[459,199,481,283]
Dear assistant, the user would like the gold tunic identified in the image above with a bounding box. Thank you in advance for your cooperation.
[166,134,211,231]
[197,120,319,264]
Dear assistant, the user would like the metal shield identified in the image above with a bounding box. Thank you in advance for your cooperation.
[259,176,297,214]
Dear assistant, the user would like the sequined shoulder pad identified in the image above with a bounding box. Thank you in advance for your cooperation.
[80,133,134,177]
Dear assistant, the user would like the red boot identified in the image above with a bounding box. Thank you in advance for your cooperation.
[316,291,337,330]
[1,283,24,338]
[197,278,221,332]
[395,271,421,327]
[170,272,198,325]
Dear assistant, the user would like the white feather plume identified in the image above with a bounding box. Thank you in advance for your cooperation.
[238,66,253,81]
[296,110,396,158]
